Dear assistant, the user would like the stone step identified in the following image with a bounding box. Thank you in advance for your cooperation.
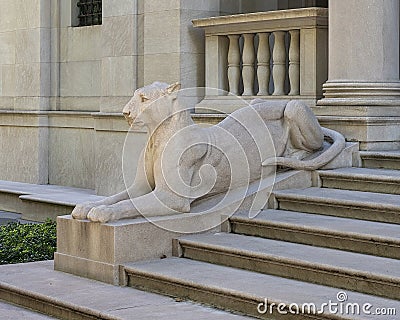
[124,258,400,320]
[176,233,400,300]
[360,150,400,170]
[0,300,56,320]
[318,167,400,194]
[273,187,400,224]
[227,210,400,259]
[0,261,249,320]
[0,180,104,222]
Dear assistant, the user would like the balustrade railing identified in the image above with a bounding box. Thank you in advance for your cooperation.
[193,8,328,113]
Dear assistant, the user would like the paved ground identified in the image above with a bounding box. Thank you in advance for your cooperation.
[0,210,39,225]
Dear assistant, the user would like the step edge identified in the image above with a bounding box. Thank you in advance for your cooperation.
[273,191,400,211]
[124,265,356,320]
[18,195,89,207]
[178,239,400,285]
[0,189,29,196]
[318,172,400,183]
[0,281,119,320]
[359,152,400,160]
[229,217,400,246]
[124,264,261,302]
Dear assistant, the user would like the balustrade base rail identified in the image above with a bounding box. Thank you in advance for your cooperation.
[195,95,321,114]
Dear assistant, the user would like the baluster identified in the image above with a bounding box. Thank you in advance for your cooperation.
[289,30,300,95]
[242,33,255,96]
[272,31,286,95]
[227,35,241,95]
[257,32,270,96]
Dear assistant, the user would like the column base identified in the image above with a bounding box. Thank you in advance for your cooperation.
[315,81,400,151]
[317,115,400,151]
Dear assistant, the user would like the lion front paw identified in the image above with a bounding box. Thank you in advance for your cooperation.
[72,202,98,220]
[87,205,118,223]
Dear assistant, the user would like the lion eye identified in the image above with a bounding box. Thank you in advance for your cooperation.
[140,93,150,103]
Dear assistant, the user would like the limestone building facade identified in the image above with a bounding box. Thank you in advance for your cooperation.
[0,0,398,196]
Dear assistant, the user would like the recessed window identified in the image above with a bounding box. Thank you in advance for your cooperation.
[77,0,102,27]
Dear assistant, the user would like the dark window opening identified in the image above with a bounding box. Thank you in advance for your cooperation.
[77,0,102,27]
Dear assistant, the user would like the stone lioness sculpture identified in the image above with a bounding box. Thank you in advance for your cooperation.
[72,82,345,223]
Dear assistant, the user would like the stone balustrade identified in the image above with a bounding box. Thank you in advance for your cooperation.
[193,8,328,113]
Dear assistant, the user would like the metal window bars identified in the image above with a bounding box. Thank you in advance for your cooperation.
[77,0,102,26]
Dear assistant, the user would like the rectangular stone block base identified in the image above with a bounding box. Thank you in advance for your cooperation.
[54,213,222,285]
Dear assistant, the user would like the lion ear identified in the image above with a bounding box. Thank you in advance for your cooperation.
[139,93,150,103]
[166,82,181,95]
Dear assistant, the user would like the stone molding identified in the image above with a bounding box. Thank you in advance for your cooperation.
[319,81,400,104]
[193,7,328,32]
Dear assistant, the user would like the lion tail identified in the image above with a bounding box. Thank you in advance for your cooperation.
[262,127,346,171]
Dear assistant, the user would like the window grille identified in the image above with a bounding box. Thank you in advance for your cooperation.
[77,0,102,26]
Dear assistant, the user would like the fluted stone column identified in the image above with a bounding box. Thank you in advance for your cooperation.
[317,0,400,150]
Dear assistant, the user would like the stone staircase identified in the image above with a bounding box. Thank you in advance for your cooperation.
[122,153,400,319]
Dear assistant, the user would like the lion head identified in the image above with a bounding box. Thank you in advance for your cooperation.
[123,82,181,129]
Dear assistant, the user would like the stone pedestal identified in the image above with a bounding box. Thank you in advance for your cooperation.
[316,0,400,150]
[54,213,222,285]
